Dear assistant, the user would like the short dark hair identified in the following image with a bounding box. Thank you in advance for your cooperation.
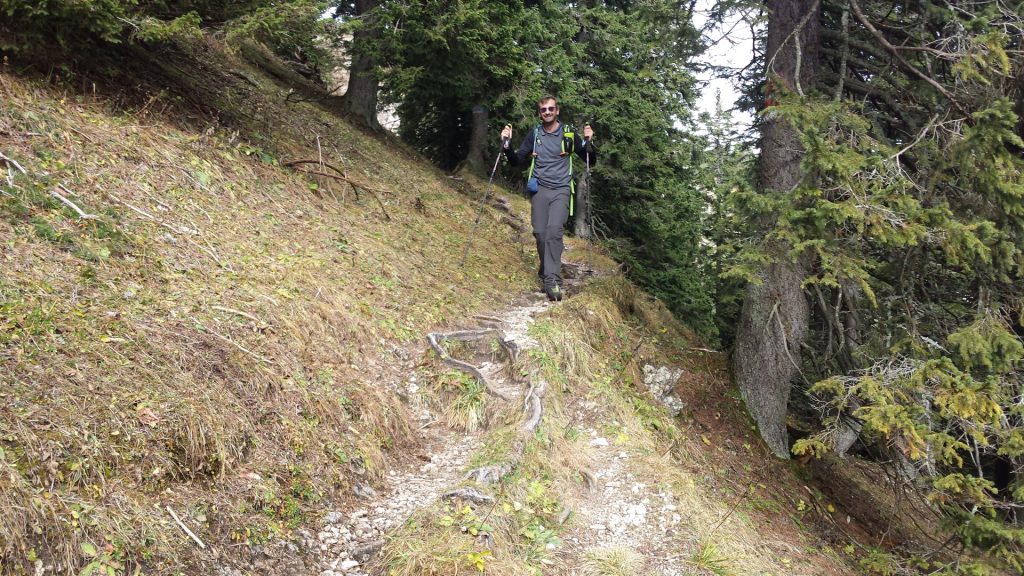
[537,95,558,108]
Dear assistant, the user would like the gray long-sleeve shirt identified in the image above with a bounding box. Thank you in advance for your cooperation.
[503,122,596,190]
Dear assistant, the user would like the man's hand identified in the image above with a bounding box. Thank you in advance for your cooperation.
[501,124,513,145]
[583,124,595,141]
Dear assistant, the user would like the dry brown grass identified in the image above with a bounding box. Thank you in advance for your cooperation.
[0,34,534,574]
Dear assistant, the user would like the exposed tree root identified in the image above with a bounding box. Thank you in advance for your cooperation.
[464,463,515,485]
[522,379,546,433]
[427,311,549,488]
[442,487,495,505]
[426,330,514,400]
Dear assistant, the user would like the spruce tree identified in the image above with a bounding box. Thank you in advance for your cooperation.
[723,0,1024,568]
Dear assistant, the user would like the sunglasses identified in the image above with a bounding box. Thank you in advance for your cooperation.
[538,106,557,113]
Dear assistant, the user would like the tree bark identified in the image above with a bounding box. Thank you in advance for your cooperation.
[732,0,820,459]
[342,0,382,131]
[466,106,489,175]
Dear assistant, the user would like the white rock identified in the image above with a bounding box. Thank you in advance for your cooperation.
[339,559,360,571]
[590,437,609,447]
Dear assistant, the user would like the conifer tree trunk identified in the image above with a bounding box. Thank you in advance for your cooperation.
[466,105,489,175]
[733,0,820,459]
[343,0,382,131]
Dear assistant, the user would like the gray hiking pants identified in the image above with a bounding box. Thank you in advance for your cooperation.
[531,184,570,287]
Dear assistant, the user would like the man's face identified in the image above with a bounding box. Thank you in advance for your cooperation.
[538,100,558,122]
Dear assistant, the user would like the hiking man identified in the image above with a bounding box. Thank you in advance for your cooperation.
[501,95,596,301]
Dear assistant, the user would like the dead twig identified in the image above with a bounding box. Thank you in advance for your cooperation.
[284,158,348,177]
[296,168,391,221]
[211,305,267,326]
[284,159,392,221]
[707,481,756,536]
[442,487,495,505]
[193,318,275,365]
[166,505,206,549]
[108,193,230,269]
[0,151,27,175]
[609,338,644,390]
[51,184,98,220]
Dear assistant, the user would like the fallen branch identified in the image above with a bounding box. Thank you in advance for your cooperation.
[166,505,206,549]
[0,151,27,175]
[284,159,391,221]
[284,158,349,177]
[211,305,266,327]
[51,185,98,220]
[472,315,503,325]
[108,193,229,268]
[464,463,515,485]
[687,347,721,354]
[300,168,391,221]
[285,159,358,199]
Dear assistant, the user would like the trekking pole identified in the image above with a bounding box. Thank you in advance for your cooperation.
[584,123,594,270]
[460,126,511,268]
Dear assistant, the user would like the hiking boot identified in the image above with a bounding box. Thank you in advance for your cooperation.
[544,284,563,302]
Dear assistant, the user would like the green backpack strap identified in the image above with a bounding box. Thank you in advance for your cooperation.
[563,125,575,217]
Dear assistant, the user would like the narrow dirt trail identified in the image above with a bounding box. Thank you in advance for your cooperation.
[313,290,553,576]
[313,262,702,576]
[552,418,691,576]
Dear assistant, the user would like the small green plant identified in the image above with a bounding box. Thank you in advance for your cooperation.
[435,370,486,432]
[859,547,898,576]
[78,541,122,576]
[438,503,494,538]
[689,540,734,576]
[582,547,643,576]
[464,550,491,573]
[237,143,278,165]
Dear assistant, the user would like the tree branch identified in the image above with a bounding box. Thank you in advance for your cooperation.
[284,159,392,221]
[848,0,963,113]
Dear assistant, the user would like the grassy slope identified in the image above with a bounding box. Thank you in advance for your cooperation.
[0,37,943,576]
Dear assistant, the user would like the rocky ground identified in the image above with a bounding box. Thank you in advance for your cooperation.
[313,289,551,575]
[308,261,698,576]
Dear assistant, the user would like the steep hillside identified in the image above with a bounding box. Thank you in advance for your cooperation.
[1,37,948,576]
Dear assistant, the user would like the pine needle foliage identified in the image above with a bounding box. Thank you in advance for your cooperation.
[722,0,1024,570]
